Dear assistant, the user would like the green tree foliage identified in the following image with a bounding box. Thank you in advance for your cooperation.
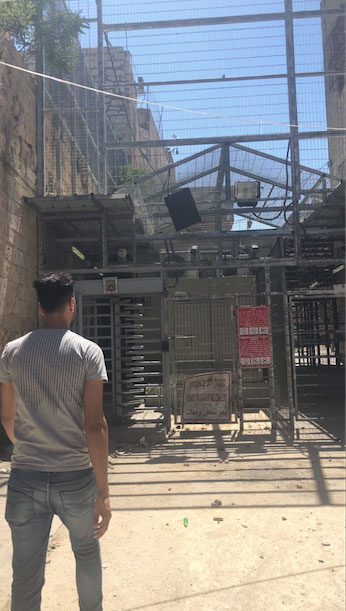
[0,0,88,75]
[117,165,149,185]
[117,165,156,197]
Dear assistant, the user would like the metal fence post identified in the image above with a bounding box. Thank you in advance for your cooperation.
[288,297,299,419]
[265,266,277,433]
[161,291,171,432]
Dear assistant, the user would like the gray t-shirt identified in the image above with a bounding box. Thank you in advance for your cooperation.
[0,329,108,471]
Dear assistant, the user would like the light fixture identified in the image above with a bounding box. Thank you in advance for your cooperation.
[332,264,345,275]
[71,246,85,261]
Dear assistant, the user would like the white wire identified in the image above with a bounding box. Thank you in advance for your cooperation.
[0,59,345,132]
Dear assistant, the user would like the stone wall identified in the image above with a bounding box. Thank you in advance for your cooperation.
[133,108,173,173]
[0,34,38,350]
[44,103,100,196]
[321,0,346,180]
[84,47,173,178]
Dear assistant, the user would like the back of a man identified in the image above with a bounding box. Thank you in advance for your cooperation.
[0,272,111,611]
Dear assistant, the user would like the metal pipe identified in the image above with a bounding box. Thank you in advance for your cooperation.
[70,83,78,194]
[288,297,299,418]
[143,166,220,201]
[281,263,295,439]
[104,70,346,89]
[230,142,342,182]
[101,213,108,268]
[134,227,343,241]
[105,130,343,149]
[97,0,106,194]
[265,266,277,433]
[228,163,293,191]
[35,12,45,196]
[150,202,342,216]
[117,144,221,187]
[103,8,344,31]
[285,0,301,261]
[44,257,345,275]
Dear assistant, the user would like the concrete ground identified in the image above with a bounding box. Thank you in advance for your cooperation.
[0,416,345,611]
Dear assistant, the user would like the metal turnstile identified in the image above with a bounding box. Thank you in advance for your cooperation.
[115,294,164,423]
[75,279,165,424]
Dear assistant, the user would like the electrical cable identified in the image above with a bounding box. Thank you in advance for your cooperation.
[249,141,292,224]
[1,60,345,133]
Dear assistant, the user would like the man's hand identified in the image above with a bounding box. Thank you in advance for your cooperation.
[84,379,111,539]
[93,496,111,539]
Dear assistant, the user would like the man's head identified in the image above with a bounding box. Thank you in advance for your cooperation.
[33,273,75,322]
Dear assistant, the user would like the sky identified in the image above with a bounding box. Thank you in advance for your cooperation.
[67,1,329,148]
[64,0,339,228]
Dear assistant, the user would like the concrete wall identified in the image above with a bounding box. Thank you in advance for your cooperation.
[0,34,38,350]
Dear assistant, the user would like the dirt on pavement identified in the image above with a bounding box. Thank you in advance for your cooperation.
[0,418,345,611]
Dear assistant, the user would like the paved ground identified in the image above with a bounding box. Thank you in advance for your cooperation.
[0,416,345,611]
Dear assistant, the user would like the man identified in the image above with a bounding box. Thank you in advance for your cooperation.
[0,272,111,611]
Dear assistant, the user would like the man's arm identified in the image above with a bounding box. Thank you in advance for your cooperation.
[83,379,111,539]
[0,382,16,444]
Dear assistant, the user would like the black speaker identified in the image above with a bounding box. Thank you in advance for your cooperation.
[164,188,201,231]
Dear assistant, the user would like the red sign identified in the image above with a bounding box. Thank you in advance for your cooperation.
[238,305,269,336]
[238,306,271,367]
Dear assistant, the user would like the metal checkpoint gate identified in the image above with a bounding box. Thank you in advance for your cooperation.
[289,295,345,421]
[74,279,164,424]
[167,277,289,434]
[72,277,298,438]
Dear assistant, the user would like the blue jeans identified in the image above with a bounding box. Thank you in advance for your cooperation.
[5,468,102,611]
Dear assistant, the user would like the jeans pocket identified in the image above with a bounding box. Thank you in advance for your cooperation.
[5,484,35,525]
[59,477,96,518]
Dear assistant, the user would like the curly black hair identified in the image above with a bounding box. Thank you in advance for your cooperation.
[33,272,74,314]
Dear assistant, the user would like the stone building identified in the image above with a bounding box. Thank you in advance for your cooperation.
[321,0,346,179]
[0,34,38,349]
[83,47,173,182]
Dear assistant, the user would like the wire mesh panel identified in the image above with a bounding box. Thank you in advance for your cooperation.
[290,296,345,419]
[169,299,236,423]
[167,276,263,424]
[115,294,164,422]
[61,0,345,205]
[43,3,104,195]
[234,294,273,429]
[78,296,114,414]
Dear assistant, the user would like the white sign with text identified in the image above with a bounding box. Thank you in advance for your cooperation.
[182,372,231,423]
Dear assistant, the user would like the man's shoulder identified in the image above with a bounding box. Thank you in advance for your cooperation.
[66,331,102,354]
[2,331,33,354]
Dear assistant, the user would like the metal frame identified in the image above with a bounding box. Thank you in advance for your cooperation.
[36,1,344,435]
[53,1,345,271]
[102,8,344,31]
[265,267,277,435]
[105,130,344,149]
[288,292,344,425]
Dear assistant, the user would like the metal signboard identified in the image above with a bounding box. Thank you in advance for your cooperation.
[103,277,118,295]
[238,306,272,367]
[182,371,231,423]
